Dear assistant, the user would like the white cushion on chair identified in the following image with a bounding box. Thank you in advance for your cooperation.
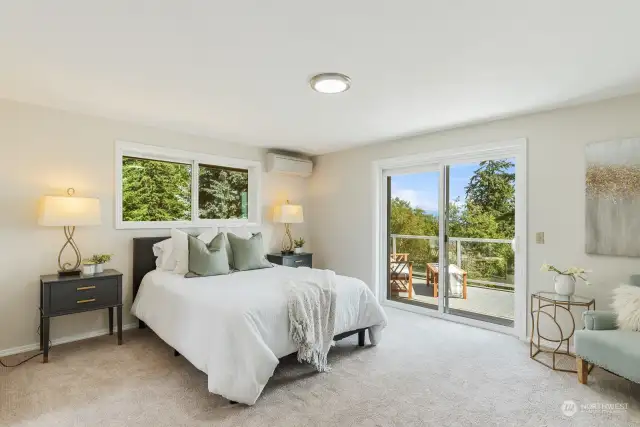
[612,284,640,331]
[448,264,465,298]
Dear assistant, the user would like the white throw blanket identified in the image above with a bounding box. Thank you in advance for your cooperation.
[287,269,337,372]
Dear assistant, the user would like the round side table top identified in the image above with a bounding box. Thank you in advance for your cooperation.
[533,291,594,306]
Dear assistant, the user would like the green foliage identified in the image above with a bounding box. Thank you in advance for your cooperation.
[390,160,516,285]
[91,254,112,264]
[122,157,191,221]
[121,157,249,222]
[390,198,439,272]
[465,160,515,235]
[294,238,306,248]
[198,165,248,219]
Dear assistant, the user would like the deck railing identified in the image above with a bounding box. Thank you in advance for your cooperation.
[390,234,514,289]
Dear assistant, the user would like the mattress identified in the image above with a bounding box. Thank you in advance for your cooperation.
[131,265,387,404]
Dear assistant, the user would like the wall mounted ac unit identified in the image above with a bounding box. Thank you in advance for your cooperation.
[266,153,313,178]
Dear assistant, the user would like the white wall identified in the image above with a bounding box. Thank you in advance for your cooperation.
[308,93,640,332]
[0,99,309,353]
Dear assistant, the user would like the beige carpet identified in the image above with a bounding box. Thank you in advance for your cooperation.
[1,307,639,426]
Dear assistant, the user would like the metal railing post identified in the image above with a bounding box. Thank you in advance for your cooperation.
[392,236,396,255]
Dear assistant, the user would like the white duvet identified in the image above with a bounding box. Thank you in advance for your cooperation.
[131,266,387,405]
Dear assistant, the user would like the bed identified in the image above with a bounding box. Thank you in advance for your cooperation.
[130,237,388,405]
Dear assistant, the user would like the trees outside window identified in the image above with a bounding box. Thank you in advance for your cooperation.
[198,164,248,220]
[116,141,260,228]
[390,159,515,284]
[122,157,191,222]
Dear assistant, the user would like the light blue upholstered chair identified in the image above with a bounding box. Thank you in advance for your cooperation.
[574,275,640,384]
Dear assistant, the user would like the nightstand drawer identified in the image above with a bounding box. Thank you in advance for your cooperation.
[49,278,119,314]
[282,255,312,268]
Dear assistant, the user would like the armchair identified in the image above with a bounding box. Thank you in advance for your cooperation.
[575,310,640,385]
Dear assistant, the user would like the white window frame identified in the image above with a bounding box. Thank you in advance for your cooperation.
[115,140,262,229]
[372,138,528,340]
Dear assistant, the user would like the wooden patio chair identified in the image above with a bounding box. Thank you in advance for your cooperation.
[390,253,413,299]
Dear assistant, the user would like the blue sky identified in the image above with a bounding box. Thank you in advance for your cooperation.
[391,160,514,213]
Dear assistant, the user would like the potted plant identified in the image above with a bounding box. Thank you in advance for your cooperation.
[540,263,590,296]
[293,238,305,254]
[91,254,112,274]
[82,259,96,275]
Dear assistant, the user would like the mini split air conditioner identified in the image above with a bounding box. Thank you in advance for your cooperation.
[266,153,313,178]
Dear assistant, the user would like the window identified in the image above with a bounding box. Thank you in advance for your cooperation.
[198,164,248,220]
[116,141,261,229]
[122,157,192,222]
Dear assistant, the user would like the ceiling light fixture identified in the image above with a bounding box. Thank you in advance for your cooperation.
[309,73,351,94]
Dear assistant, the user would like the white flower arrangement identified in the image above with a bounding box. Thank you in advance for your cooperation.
[540,263,591,285]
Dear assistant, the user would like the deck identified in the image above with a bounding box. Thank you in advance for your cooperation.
[390,277,515,321]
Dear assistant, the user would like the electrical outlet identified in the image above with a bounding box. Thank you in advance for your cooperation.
[535,232,545,244]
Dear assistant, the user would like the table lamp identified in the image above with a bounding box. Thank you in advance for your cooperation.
[273,200,303,254]
[38,188,102,276]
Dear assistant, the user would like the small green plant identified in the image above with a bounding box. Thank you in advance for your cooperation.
[540,263,590,285]
[91,254,113,264]
[82,259,96,265]
[294,238,305,248]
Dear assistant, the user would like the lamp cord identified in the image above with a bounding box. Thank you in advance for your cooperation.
[0,350,45,368]
[0,310,52,368]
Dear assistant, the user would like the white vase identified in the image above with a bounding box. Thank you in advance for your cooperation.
[95,263,104,274]
[294,247,302,254]
[554,274,576,296]
[82,264,95,275]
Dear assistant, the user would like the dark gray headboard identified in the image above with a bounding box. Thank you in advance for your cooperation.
[132,237,167,301]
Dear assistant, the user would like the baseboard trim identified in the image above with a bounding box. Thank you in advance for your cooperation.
[0,323,137,357]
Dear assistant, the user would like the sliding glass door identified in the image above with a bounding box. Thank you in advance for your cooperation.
[386,166,440,310]
[385,152,520,329]
[441,159,516,327]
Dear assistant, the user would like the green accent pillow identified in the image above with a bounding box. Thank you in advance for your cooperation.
[227,232,273,271]
[185,233,230,277]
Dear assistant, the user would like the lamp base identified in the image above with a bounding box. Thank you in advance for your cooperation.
[281,250,294,255]
[58,269,82,277]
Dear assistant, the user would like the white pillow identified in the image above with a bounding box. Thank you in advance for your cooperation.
[198,227,219,243]
[153,238,176,271]
[611,284,640,331]
[171,228,218,275]
[220,226,252,239]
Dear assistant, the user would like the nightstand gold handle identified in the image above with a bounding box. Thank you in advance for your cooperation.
[295,260,304,263]
[77,299,96,304]
[77,286,96,291]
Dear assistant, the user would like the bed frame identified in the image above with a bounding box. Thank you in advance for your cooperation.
[132,237,367,344]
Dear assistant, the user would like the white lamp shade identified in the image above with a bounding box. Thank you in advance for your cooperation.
[38,195,102,227]
[273,204,303,224]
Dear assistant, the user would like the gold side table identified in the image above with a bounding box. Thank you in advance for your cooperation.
[530,291,595,372]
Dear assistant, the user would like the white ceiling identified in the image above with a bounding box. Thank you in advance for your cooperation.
[1,1,640,155]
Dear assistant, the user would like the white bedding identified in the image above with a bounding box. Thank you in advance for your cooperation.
[131,266,387,405]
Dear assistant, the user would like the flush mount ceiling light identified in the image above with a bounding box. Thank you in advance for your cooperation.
[309,73,351,94]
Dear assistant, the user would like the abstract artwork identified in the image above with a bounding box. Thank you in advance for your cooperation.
[586,138,640,256]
